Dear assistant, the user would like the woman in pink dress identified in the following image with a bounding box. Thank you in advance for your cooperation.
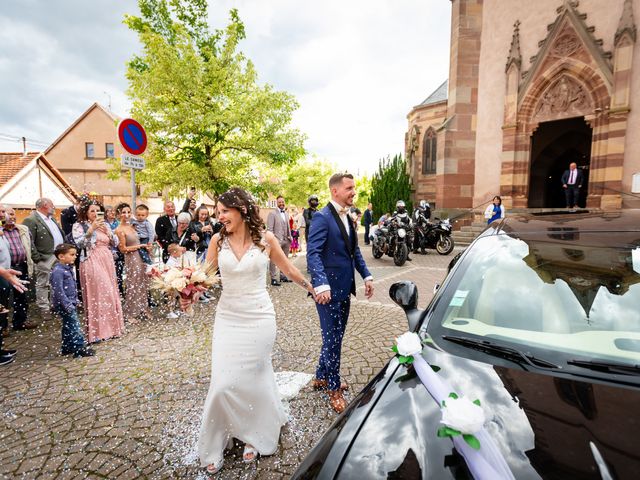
[73,202,125,343]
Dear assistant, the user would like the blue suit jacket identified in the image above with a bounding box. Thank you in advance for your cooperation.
[306,204,371,302]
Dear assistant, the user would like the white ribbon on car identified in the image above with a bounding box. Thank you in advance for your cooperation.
[412,354,515,480]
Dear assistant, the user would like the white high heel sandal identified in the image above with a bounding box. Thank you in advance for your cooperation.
[243,445,259,463]
[206,459,224,475]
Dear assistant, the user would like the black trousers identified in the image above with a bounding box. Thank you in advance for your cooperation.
[364,224,371,244]
[564,185,580,208]
[0,262,29,330]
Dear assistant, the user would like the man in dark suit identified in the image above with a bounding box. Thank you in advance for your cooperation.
[307,173,374,413]
[363,203,373,245]
[561,162,584,210]
[60,202,79,236]
[22,198,65,317]
[155,201,179,262]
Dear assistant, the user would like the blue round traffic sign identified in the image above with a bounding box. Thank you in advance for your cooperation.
[118,118,147,155]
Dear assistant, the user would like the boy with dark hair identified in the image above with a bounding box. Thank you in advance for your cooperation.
[50,244,95,358]
[131,204,155,267]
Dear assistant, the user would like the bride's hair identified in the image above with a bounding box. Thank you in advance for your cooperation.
[216,188,265,251]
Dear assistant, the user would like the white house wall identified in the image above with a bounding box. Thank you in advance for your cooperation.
[0,166,73,208]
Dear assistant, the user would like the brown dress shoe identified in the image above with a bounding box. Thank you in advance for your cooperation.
[311,378,349,391]
[328,390,347,414]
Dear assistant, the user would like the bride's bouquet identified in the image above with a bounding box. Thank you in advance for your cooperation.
[151,262,219,315]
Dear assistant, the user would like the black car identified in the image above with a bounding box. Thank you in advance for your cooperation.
[293,210,640,480]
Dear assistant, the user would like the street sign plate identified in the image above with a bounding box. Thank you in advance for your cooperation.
[121,153,145,170]
[118,118,147,155]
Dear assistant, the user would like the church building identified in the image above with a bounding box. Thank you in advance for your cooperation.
[406,0,640,213]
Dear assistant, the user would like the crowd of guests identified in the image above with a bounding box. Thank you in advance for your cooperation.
[0,190,374,367]
[0,192,223,366]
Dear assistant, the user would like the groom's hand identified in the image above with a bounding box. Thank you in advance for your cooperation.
[316,291,331,304]
[364,280,374,299]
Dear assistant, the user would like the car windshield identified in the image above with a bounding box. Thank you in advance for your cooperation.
[432,232,640,365]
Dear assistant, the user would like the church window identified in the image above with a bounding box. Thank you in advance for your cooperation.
[422,128,437,174]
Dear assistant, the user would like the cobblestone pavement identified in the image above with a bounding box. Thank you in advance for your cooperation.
[0,247,459,479]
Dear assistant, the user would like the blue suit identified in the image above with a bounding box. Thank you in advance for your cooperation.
[307,203,372,391]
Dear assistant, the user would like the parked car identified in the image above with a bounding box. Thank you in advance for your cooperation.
[293,210,640,479]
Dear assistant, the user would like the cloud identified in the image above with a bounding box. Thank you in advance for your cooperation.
[0,0,450,174]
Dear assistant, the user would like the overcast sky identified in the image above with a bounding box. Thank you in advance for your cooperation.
[0,0,450,175]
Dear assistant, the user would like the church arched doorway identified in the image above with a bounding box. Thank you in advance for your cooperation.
[528,117,592,208]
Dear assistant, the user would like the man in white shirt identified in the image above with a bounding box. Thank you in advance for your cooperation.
[266,196,292,286]
[561,162,584,210]
[23,198,65,317]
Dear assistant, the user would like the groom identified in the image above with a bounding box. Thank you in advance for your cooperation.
[307,173,374,413]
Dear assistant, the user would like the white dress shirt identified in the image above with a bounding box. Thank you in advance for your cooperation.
[37,211,64,248]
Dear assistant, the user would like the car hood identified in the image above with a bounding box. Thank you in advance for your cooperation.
[337,346,640,479]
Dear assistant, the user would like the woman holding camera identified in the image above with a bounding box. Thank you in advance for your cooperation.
[73,201,124,343]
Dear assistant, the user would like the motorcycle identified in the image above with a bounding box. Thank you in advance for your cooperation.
[372,216,412,266]
[413,213,455,255]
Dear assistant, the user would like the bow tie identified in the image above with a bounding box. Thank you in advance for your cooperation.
[338,207,349,215]
[280,209,285,213]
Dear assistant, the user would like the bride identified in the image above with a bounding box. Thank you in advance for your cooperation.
[194,188,315,474]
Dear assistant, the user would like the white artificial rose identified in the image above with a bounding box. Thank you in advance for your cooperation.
[395,332,423,356]
[170,277,187,291]
[441,397,486,434]
[190,270,206,283]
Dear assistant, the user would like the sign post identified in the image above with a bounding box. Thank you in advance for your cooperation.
[118,119,148,209]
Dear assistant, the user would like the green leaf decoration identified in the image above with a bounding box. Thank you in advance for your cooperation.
[391,345,398,354]
[441,400,446,407]
[431,365,441,373]
[473,399,481,406]
[397,355,414,364]
[463,434,481,450]
[437,426,462,437]
[449,392,459,400]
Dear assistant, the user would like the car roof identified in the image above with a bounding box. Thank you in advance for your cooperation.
[484,210,640,248]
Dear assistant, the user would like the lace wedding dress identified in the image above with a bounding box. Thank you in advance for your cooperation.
[198,238,287,467]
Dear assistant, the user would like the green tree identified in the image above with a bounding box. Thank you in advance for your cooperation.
[266,158,334,208]
[354,174,371,212]
[119,0,306,197]
[369,154,412,221]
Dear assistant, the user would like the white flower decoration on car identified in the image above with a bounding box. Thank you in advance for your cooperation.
[441,395,486,434]
[395,332,423,356]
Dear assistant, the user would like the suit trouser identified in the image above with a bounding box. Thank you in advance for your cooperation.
[34,255,56,313]
[315,298,351,391]
[364,224,370,244]
[269,240,290,280]
[8,262,28,329]
[565,185,580,208]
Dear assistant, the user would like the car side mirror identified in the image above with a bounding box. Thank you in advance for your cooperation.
[390,281,422,331]
[389,281,418,311]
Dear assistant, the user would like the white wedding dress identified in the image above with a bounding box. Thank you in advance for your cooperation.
[198,238,287,467]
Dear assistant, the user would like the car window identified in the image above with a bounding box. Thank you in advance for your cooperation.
[433,234,640,364]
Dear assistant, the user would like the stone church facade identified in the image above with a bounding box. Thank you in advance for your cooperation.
[406,0,640,213]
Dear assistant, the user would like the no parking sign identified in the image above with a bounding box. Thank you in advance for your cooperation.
[118,118,147,155]
[118,118,147,208]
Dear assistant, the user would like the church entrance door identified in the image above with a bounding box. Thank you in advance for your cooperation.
[528,117,592,208]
